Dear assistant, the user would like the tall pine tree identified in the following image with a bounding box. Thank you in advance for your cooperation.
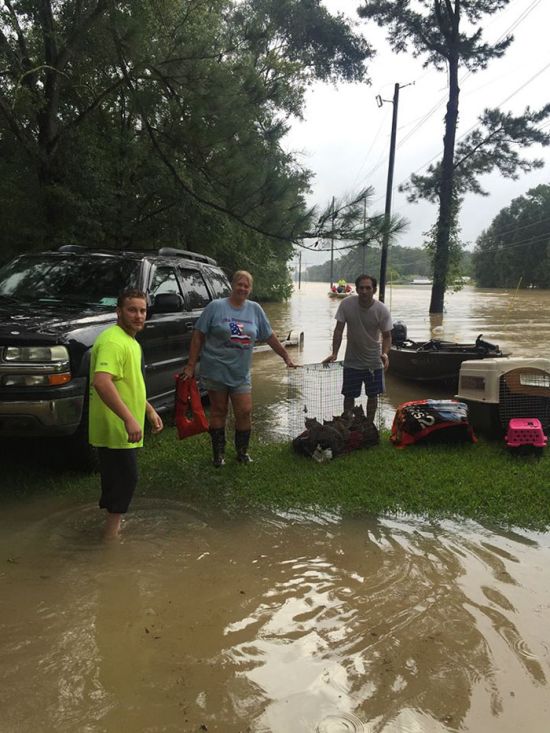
[358,0,525,314]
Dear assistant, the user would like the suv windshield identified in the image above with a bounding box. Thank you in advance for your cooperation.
[0,255,141,306]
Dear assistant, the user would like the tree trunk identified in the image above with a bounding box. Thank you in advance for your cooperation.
[429,53,460,315]
[34,0,110,246]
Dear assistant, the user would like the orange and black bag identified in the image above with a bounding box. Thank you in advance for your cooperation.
[390,399,476,447]
[175,375,209,439]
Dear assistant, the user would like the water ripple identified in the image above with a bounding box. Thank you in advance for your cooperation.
[2,507,550,731]
[316,712,365,732]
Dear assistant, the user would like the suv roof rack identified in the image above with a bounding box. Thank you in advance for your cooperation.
[158,247,216,265]
[58,244,88,253]
[55,244,217,266]
[56,245,121,259]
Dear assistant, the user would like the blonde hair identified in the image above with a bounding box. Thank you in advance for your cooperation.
[231,270,253,288]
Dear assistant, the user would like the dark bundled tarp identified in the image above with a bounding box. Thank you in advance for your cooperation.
[292,412,379,459]
[390,399,476,447]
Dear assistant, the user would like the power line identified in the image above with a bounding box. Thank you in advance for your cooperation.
[396,92,448,150]
[498,59,550,108]
[295,238,380,253]
[395,55,550,189]
[479,211,550,241]
[302,221,550,257]
[474,228,550,255]
[350,104,391,188]
[392,0,542,154]
[319,1,548,243]
[493,0,542,42]
[384,0,545,185]
[357,3,544,201]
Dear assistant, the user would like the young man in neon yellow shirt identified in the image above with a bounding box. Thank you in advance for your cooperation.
[89,289,163,539]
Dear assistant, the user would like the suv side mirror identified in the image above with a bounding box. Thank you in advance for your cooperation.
[150,293,184,314]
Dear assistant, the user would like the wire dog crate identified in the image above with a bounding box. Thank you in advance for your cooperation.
[288,361,387,436]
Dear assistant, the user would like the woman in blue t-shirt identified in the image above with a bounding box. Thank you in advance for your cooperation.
[183,270,295,466]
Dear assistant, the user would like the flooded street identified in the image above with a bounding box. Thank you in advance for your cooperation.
[256,282,550,435]
[2,282,550,731]
[2,500,550,732]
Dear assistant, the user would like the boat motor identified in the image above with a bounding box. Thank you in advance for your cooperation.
[391,321,407,346]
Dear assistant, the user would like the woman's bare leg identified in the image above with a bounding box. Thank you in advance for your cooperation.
[230,392,252,431]
[208,390,229,428]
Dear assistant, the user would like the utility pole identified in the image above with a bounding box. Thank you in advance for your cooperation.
[376,82,412,303]
[298,251,302,289]
[329,195,335,287]
[362,194,367,272]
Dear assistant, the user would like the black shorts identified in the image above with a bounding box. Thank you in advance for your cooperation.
[97,447,139,514]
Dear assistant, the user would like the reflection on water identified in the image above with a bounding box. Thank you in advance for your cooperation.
[256,283,550,438]
[1,501,549,732]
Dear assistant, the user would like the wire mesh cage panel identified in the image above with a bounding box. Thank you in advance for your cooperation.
[499,368,550,434]
[288,361,386,436]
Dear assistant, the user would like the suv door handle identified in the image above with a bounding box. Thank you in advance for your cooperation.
[185,322,194,332]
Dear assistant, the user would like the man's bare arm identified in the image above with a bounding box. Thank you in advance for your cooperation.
[381,330,392,370]
[146,401,163,434]
[323,321,345,363]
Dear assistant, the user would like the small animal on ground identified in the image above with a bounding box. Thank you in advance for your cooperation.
[304,417,346,455]
[323,415,351,441]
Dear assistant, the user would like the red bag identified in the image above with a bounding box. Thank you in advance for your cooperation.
[175,375,209,439]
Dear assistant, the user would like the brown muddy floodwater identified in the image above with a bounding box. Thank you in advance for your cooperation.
[255,282,550,436]
[2,501,550,732]
[2,283,550,732]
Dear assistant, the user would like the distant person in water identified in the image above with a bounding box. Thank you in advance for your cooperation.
[183,270,296,467]
[89,289,163,540]
[323,274,392,423]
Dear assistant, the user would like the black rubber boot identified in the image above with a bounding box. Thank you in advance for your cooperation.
[235,429,253,464]
[209,427,226,467]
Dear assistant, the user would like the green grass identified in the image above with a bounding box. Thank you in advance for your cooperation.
[2,427,549,530]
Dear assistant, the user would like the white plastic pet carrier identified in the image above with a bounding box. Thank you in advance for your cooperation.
[456,357,550,437]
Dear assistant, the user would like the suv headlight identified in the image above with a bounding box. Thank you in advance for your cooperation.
[1,345,72,386]
[4,345,69,362]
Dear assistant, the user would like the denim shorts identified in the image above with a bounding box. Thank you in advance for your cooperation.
[342,367,385,398]
[201,377,252,395]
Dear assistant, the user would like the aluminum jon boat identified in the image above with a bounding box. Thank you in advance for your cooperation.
[389,326,507,387]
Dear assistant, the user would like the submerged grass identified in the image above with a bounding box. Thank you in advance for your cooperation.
[2,427,549,530]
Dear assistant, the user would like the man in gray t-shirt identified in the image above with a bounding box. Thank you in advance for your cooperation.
[323,274,392,422]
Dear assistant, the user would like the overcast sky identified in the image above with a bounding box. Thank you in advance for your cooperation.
[284,0,550,268]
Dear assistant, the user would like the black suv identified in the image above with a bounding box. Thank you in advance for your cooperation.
[0,246,230,460]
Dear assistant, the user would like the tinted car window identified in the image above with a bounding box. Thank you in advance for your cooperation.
[178,268,211,310]
[204,266,230,298]
[149,266,182,297]
[0,255,140,306]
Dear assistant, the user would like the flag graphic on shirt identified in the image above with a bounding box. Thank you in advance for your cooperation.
[229,319,251,345]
